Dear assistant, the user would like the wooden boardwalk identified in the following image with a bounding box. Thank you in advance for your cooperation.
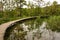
[0,17,37,40]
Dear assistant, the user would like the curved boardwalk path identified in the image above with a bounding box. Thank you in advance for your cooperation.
[0,17,37,40]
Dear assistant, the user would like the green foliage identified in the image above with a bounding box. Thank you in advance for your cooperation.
[47,16,60,32]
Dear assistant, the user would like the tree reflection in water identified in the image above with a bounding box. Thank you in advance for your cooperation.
[6,18,56,40]
[6,18,45,40]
